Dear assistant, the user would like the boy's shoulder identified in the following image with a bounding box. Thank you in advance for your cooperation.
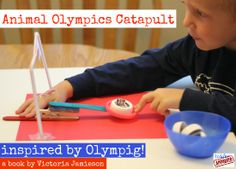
[162,34,197,55]
[168,35,195,49]
[141,35,196,56]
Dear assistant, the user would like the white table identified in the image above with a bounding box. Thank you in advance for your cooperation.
[0,68,235,169]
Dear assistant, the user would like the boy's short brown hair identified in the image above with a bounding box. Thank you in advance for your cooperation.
[220,0,236,17]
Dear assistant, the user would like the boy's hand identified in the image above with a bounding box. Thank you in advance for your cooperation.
[134,88,184,115]
[15,80,73,118]
[15,89,62,118]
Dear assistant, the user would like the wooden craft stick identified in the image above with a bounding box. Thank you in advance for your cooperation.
[3,116,79,121]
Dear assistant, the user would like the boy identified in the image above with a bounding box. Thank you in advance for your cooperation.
[16,0,236,133]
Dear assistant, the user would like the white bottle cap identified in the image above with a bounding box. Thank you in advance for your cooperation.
[109,98,133,114]
[172,121,187,133]
[181,123,206,137]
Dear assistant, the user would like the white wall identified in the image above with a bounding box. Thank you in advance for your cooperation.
[160,0,187,47]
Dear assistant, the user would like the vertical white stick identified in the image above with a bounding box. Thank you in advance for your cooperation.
[29,58,44,138]
[35,32,52,89]
[29,32,52,140]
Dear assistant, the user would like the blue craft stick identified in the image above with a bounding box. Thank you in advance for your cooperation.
[49,102,106,112]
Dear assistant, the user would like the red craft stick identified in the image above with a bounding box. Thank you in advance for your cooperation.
[3,116,79,121]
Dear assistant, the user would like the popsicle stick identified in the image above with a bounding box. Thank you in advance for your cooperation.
[3,116,79,121]
[49,102,106,112]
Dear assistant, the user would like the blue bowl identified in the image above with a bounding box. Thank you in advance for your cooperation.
[164,111,231,158]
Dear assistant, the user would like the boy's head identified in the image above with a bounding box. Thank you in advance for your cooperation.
[182,0,236,51]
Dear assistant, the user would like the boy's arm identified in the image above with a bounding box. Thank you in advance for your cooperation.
[66,36,193,100]
[180,89,236,133]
